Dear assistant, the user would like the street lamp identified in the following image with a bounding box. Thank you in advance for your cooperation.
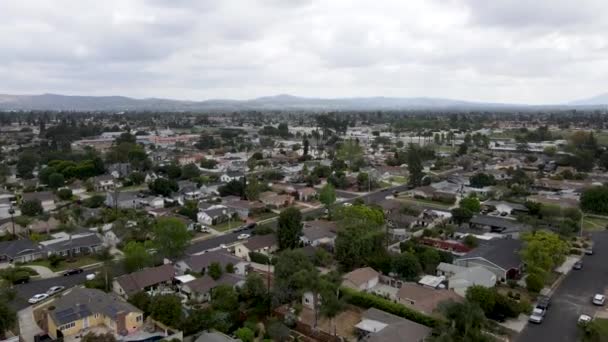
[8,207,15,237]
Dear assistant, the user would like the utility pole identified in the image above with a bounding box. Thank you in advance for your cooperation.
[9,207,15,237]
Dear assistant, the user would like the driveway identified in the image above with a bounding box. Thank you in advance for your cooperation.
[518,231,608,342]
[17,306,43,342]
[23,265,56,279]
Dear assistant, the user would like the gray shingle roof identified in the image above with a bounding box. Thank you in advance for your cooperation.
[43,234,102,253]
[184,250,243,273]
[115,264,176,296]
[0,239,42,258]
[458,238,522,270]
[50,287,141,325]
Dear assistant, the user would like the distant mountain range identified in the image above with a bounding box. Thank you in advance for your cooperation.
[0,92,606,111]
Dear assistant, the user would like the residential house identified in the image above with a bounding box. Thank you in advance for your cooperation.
[469,215,529,236]
[92,175,116,192]
[0,239,45,264]
[220,171,244,183]
[225,200,265,220]
[113,264,176,299]
[259,191,294,209]
[355,308,431,342]
[22,191,56,212]
[301,220,337,247]
[234,235,278,261]
[454,238,523,282]
[297,187,317,201]
[342,267,380,291]
[180,273,245,302]
[176,250,249,276]
[67,181,87,196]
[397,283,462,315]
[40,233,103,257]
[46,288,143,339]
[482,201,529,215]
[197,207,234,226]
[105,191,142,209]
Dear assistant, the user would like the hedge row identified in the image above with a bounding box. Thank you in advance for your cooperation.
[340,287,441,328]
[249,251,270,264]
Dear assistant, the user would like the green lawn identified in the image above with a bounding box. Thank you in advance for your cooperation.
[212,220,242,232]
[397,197,453,210]
[583,216,608,232]
[390,176,408,184]
[582,318,608,342]
[253,212,279,222]
[25,255,102,272]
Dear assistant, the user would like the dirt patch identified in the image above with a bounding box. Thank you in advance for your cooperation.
[297,306,363,340]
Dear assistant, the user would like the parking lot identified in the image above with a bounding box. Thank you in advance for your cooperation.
[518,231,608,342]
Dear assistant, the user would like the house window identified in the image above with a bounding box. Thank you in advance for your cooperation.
[136,315,143,322]
[60,322,76,330]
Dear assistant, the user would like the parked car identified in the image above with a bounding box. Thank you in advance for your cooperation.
[573,261,583,270]
[536,296,551,310]
[63,268,84,276]
[28,293,49,304]
[593,294,605,306]
[46,286,65,295]
[237,233,251,240]
[585,248,594,255]
[245,222,257,229]
[86,273,96,281]
[529,308,546,324]
[578,314,593,325]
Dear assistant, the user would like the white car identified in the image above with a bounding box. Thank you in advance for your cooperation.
[237,234,251,240]
[343,202,353,207]
[528,308,545,324]
[593,294,606,306]
[579,314,593,325]
[46,286,65,295]
[28,293,50,304]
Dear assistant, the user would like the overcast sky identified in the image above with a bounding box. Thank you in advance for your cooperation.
[1,0,607,104]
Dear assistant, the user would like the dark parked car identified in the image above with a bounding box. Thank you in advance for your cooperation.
[537,296,551,311]
[63,268,84,276]
[585,248,594,255]
[573,261,583,270]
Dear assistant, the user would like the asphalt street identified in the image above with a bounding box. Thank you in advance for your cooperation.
[518,231,608,342]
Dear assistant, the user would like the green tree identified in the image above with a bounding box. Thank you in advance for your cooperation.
[408,145,424,187]
[434,300,490,342]
[463,235,479,248]
[392,252,422,280]
[208,262,223,280]
[181,163,200,180]
[581,186,608,214]
[418,248,441,274]
[0,301,17,336]
[20,199,43,216]
[148,178,178,197]
[274,249,315,303]
[460,196,481,213]
[466,285,496,314]
[56,188,73,201]
[218,179,245,197]
[128,292,152,316]
[128,171,145,185]
[521,231,569,282]
[451,207,473,224]
[245,177,262,201]
[153,217,190,259]
[319,183,336,211]
[235,327,255,342]
[149,294,183,328]
[526,272,544,293]
[17,151,38,179]
[337,139,363,169]
[469,173,496,188]
[277,207,302,250]
[48,172,65,188]
[211,285,239,314]
[123,241,152,272]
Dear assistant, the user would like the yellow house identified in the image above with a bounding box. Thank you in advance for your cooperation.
[47,287,143,339]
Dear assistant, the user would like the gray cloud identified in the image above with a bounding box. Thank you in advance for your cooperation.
[0,0,607,104]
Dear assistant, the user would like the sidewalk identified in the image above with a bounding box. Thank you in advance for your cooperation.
[17,306,43,342]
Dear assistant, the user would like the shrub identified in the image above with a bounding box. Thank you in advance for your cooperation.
[340,287,440,328]
[249,252,270,264]
[570,248,582,255]
[526,273,544,293]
